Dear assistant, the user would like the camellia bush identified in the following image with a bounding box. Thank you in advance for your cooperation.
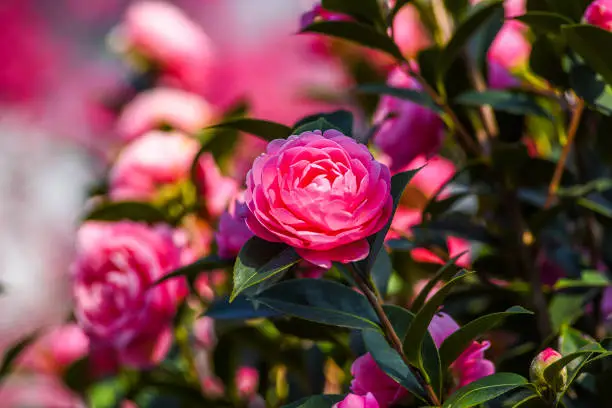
[8,0,612,407]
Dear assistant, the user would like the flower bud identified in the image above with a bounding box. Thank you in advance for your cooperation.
[236,366,259,399]
[529,348,567,392]
[585,0,612,31]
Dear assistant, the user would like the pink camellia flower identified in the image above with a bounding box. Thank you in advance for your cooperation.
[109,130,236,217]
[373,68,444,174]
[300,2,352,56]
[236,366,259,399]
[429,312,495,388]
[72,221,187,368]
[111,1,214,92]
[116,87,216,142]
[216,191,253,259]
[245,130,393,268]
[18,324,88,375]
[585,0,612,31]
[335,393,380,408]
[530,348,566,391]
[392,4,432,59]
[350,353,409,407]
[489,24,531,70]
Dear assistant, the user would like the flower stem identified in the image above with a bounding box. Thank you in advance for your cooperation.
[347,264,441,406]
[544,97,585,208]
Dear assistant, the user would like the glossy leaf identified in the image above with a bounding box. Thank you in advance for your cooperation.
[563,24,612,86]
[442,373,529,408]
[231,237,301,301]
[293,110,353,135]
[205,295,279,320]
[301,21,405,61]
[256,279,380,330]
[411,253,466,312]
[356,84,442,112]
[439,306,533,370]
[321,0,384,28]
[206,118,291,142]
[454,91,551,118]
[84,201,168,224]
[155,254,233,286]
[371,249,392,297]
[549,291,597,332]
[515,11,572,35]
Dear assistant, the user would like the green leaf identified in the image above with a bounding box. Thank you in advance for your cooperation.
[84,201,168,224]
[559,326,594,355]
[554,270,611,290]
[356,168,421,276]
[543,344,606,385]
[371,249,392,297]
[404,272,473,367]
[563,24,612,86]
[556,178,612,197]
[292,110,354,135]
[356,84,442,112]
[454,91,552,118]
[283,395,344,408]
[437,0,504,83]
[321,0,384,28]
[231,237,301,302]
[439,306,533,370]
[155,254,234,286]
[0,332,38,381]
[362,329,427,402]
[255,279,380,330]
[549,291,596,332]
[411,253,466,313]
[301,21,405,61]
[515,11,572,35]
[442,373,529,408]
[205,295,280,320]
[206,118,291,142]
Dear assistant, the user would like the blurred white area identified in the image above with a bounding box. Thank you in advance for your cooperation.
[0,113,95,351]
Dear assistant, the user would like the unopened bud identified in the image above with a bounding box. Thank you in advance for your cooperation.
[530,348,567,392]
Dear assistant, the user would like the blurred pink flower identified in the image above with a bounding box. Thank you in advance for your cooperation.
[72,221,187,368]
[429,312,495,388]
[585,0,612,31]
[18,324,88,375]
[0,375,84,408]
[336,393,381,408]
[488,61,520,89]
[113,1,214,92]
[236,366,259,399]
[193,317,216,350]
[488,23,531,70]
[392,4,432,59]
[373,68,444,174]
[245,130,392,269]
[202,376,225,398]
[116,87,216,141]
[350,353,408,408]
[215,191,253,259]
[299,2,352,57]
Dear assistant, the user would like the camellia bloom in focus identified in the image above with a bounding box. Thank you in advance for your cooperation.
[215,191,253,259]
[373,68,444,174]
[116,87,216,142]
[429,312,495,388]
[350,353,408,407]
[245,130,393,268]
[110,1,214,92]
[585,0,612,31]
[335,393,380,408]
[71,221,187,368]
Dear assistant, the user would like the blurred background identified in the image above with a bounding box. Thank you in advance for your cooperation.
[0,0,347,354]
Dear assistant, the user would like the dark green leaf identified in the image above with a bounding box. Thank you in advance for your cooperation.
[155,254,233,286]
[515,11,572,35]
[63,357,92,394]
[356,84,442,112]
[549,291,597,332]
[283,395,344,408]
[469,4,505,70]
[206,118,291,142]
[301,21,405,61]
[293,110,354,135]
[404,272,473,367]
[442,373,529,408]
[454,91,551,118]
[411,253,465,312]
[529,36,568,88]
[371,249,392,297]
[437,0,504,83]
[439,306,533,370]
[322,0,384,28]
[563,24,612,86]
[231,237,301,301]
[356,168,421,276]
[205,295,280,320]
[559,326,594,355]
[362,329,427,402]
[256,279,380,330]
[84,201,168,224]
[0,332,38,380]
[554,270,611,290]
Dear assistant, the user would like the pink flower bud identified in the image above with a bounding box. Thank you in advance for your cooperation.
[193,317,216,350]
[530,348,567,391]
[116,87,216,142]
[236,366,259,399]
[335,393,380,408]
[585,0,612,31]
[392,4,432,59]
[215,191,253,259]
